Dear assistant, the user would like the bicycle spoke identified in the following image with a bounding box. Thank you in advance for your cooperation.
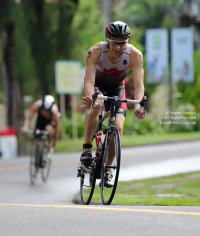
[41,146,51,182]
[80,164,96,205]
[29,142,39,185]
[101,128,121,205]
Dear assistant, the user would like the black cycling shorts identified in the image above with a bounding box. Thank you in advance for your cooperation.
[94,84,126,117]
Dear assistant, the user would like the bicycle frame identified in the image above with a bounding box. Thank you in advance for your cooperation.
[94,103,117,158]
[95,109,104,158]
[81,93,147,173]
[28,129,51,185]
[29,130,49,161]
[78,92,147,204]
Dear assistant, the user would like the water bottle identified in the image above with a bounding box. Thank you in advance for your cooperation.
[96,129,102,157]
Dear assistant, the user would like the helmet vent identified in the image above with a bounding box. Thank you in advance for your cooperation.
[112,24,118,34]
[119,25,122,33]
[124,25,127,32]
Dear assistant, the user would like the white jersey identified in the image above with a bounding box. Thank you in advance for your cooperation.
[95,42,131,89]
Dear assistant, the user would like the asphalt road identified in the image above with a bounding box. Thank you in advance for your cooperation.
[0,140,200,235]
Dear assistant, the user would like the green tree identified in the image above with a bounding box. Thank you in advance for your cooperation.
[15,3,36,97]
[21,0,79,96]
[0,0,22,133]
[71,0,103,66]
[120,0,180,29]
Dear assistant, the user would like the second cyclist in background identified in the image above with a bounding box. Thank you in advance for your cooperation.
[21,95,60,154]
[80,21,145,186]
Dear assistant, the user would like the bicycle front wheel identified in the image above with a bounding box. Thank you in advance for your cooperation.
[41,145,51,182]
[80,164,96,205]
[101,127,121,205]
[29,142,39,185]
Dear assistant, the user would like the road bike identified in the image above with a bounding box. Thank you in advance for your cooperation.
[27,129,52,185]
[77,90,147,205]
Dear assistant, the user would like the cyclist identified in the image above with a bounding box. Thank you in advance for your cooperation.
[21,95,60,150]
[80,21,145,186]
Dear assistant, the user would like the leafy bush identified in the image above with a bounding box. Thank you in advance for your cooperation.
[64,112,85,139]
[124,109,166,135]
[64,108,199,139]
[161,103,200,133]
[195,113,200,131]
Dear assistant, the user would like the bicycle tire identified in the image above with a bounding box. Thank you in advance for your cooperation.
[29,142,39,185]
[41,145,51,182]
[80,163,96,205]
[101,127,121,205]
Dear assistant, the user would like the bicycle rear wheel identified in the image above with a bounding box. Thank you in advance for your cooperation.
[101,127,121,205]
[41,145,51,182]
[29,142,39,185]
[80,163,96,205]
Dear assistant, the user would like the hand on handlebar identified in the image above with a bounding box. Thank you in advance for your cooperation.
[21,126,28,134]
[80,96,98,110]
[134,108,145,120]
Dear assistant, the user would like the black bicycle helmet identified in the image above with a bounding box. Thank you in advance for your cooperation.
[105,21,130,39]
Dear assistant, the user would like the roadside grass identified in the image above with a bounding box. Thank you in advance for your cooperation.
[55,138,84,153]
[91,171,200,205]
[55,131,200,153]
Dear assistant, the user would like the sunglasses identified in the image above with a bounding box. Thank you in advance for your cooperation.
[108,39,128,47]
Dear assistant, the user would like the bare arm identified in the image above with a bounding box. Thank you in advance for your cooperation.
[130,48,145,119]
[52,107,60,146]
[80,44,101,109]
[21,101,40,133]
[84,48,98,98]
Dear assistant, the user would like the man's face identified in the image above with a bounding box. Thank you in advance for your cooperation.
[106,37,128,57]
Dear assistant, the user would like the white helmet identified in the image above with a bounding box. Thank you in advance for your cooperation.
[43,95,55,110]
